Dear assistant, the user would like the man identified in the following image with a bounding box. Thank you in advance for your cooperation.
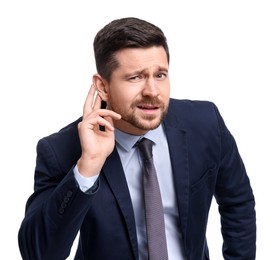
[18,17,256,259]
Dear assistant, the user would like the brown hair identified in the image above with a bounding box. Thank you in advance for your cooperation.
[93,17,170,82]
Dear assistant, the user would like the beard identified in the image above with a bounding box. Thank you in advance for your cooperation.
[108,96,169,131]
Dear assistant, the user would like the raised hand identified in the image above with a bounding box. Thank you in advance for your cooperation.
[77,84,121,177]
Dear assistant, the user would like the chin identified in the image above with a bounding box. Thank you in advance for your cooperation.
[120,110,167,133]
[136,119,162,131]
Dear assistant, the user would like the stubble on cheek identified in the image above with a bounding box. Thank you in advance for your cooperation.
[111,101,169,131]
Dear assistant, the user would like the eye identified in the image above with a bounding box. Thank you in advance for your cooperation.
[156,72,167,80]
[128,75,143,82]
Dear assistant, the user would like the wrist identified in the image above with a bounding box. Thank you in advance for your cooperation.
[77,156,105,177]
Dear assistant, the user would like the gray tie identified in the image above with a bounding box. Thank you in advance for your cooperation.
[137,138,168,260]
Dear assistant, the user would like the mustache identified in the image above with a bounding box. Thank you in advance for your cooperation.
[133,97,164,107]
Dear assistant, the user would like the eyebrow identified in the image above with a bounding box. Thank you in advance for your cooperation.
[124,66,169,77]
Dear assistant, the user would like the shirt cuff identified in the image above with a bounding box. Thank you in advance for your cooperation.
[73,165,99,192]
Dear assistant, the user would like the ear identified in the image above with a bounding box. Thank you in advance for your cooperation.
[92,74,109,101]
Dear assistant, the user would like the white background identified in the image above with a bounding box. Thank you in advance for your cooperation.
[0,1,279,259]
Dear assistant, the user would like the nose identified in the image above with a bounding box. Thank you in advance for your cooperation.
[142,78,159,97]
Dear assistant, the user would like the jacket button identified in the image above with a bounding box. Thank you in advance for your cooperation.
[66,190,73,197]
[61,201,67,209]
[58,208,64,214]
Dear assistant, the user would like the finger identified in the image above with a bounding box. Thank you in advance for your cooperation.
[99,111,121,132]
[83,84,97,117]
[96,117,115,131]
[81,115,116,132]
[83,110,121,128]
[103,115,114,130]
[85,110,121,132]
[93,93,102,111]
[98,109,121,120]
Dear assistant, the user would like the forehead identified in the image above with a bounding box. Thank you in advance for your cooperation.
[114,46,169,72]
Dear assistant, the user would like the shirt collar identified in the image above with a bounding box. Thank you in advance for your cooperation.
[114,124,164,152]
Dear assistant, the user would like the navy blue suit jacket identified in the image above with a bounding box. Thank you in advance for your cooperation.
[18,99,256,259]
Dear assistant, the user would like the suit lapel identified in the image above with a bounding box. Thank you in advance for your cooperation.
[102,148,138,260]
[164,123,190,245]
[100,108,190,259]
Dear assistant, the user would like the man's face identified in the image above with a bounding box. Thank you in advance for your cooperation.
[106,46,170,135]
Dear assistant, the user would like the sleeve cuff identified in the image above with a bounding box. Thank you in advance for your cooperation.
[73,165,100,193]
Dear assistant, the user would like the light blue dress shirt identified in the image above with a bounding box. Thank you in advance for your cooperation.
[74,124,186,259]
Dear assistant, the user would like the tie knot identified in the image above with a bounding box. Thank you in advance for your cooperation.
[137,137,153,160]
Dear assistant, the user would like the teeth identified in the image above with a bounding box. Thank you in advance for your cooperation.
[141,107,156,110]
[140,106,156,109]
[139,105,157,109]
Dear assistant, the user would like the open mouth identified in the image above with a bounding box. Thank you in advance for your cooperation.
[137,104,159,110]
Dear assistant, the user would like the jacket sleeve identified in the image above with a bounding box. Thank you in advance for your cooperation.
[18,138,99,260]
[214,105,256,259]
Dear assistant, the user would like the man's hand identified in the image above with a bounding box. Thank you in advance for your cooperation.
[77,84,121,177]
